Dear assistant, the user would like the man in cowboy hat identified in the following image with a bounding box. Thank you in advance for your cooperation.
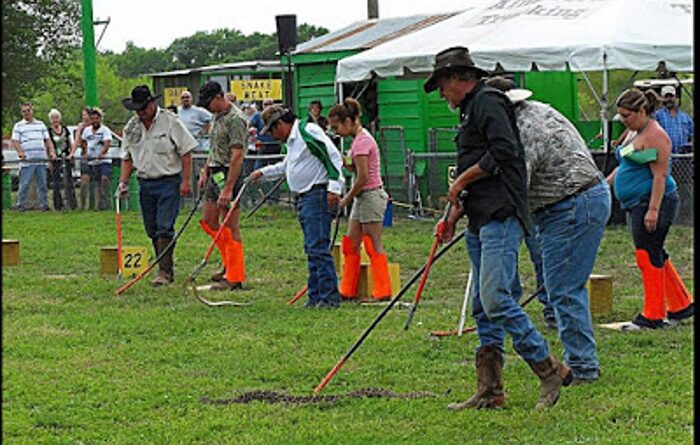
[249,105,344,308]
[424,47,571,411]
[486,75,610,386]
[117,85,198,286]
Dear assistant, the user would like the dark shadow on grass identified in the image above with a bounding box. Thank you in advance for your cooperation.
[200,387,435,406]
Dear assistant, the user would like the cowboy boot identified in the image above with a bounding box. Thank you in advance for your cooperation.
[199,220,227,282]
[151,237,174,287]
[448,345,505,411]
[339,236,361,299]
[526,353,571,410]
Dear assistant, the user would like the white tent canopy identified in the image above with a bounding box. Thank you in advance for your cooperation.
[336,0,693,82]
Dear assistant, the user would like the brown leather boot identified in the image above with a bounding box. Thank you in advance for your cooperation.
[448,345,505,411]
[527,353,572,410]
[151,238,174,287]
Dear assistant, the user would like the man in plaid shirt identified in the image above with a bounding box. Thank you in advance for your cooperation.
[654,85,694,154]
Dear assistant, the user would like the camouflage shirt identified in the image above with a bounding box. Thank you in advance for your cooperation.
[208,104,248,167]
[515,100,603,213]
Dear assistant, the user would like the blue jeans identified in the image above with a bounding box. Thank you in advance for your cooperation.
[626,191,679,268]
[467,216,550,363]
[297,186,340,307]
[513,234,552,318]
[138,175,181,240]
[17,164,49,210]
[532,181,611,380]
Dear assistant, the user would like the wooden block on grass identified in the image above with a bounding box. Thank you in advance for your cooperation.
[100,246,149,278]
[587,274,613,315]
[357,262,401,300]
[331,243,371,274]
[2,239,19,266]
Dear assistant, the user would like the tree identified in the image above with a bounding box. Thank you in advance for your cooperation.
[2,0,81,130]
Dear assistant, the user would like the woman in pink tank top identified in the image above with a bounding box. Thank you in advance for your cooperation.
[329,98,391,301]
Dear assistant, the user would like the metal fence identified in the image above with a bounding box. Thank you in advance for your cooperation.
[389,126,694,226]
[1,153,293,212]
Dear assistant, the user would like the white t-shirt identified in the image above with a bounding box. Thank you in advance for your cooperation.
[82,125,112,165]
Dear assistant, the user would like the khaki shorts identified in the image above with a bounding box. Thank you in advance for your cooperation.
[349,187,388,223]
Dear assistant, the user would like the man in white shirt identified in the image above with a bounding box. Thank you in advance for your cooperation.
[81,107,112,210]
[250,105,344,308]
[178,90,212,153]
[11,102,56,211]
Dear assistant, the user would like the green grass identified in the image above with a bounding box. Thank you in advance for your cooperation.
[2,206,694,444]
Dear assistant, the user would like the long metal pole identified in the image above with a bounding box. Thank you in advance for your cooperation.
[81,0,98,107]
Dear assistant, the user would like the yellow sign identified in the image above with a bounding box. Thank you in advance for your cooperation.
[164,87,187,107]
[230,79,282,102]
[447,165,457,186]
[121,246,149,279]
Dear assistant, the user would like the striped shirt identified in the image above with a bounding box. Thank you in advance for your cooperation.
[12,119,49,166]
[654,107,694,154]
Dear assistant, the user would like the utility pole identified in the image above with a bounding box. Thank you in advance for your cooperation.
[81,0,98,106]
[368,0,379,19]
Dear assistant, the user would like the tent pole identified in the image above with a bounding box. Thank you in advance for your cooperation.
[601,54,611,173]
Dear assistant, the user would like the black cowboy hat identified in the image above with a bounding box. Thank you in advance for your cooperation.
[423,47,489,93]
[122,85,162,111]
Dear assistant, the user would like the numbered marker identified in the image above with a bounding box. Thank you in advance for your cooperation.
[447,165,457,186]
[121,246,149,279]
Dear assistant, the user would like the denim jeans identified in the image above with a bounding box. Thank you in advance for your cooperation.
[532,180,611,380]
[626,191,680,268]
[138,174,181,240]
[467,216,550,362]
[297,186,340,307]
[17,164,49,210]
[513,234,552,318]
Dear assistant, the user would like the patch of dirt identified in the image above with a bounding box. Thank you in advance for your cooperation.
[200,387,435,406]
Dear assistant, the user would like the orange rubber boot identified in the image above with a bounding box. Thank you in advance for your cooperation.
[220,228,245,284]
[339,235,361,299]
[663,259,694,316]
[363,236,392,300]
[636,249,665,321]
[199,220,228,266]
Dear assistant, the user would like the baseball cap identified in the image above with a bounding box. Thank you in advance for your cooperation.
[660,85,676,97]
[197,81,224,108]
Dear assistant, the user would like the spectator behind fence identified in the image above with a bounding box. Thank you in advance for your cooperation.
[71,107,93,210]
[306,100,329,132]
[606,88,694,330]
[654,85,694,154]
[47,108,76,210]
[328,98,392,302]
[178,90,212,153]
[423,47,571,411]
[118,85,197,287]
[12,102,56,211]
[486,76,611,385]
[81,107,112,211]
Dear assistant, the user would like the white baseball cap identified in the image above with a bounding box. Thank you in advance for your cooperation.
[660,85,676,97]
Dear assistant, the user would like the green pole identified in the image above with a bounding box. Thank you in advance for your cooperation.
[81,0,98,106]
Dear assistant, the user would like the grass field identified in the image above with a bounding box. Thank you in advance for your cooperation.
[2,205,694,444]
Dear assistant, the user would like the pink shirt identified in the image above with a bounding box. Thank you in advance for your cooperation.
[349,129,383,190]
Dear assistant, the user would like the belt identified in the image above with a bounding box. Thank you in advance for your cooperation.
[138,173,180,181]
[299,183,327,196]
[538,177,601,212]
